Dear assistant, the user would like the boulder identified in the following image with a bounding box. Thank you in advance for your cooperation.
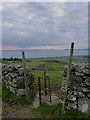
[16,89,25,96]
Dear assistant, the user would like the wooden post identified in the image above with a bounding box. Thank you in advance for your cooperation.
[22,51,29,99]
[47,76,51,103]
[44,71,47,96]
[38,77,41,106]
[62,42,74,113]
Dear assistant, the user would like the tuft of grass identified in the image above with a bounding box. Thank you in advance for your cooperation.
[32,102,62,118]
[0,84,2,97]
[32,102,90,119]
[2,86,34,106]
[61,109,90,119]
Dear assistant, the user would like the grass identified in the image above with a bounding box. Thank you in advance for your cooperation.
[32,70,63,87]
[2,86,34,106]
[45,62,64,70]
[32,102,90,119]
[32,102,62,118]
[0,84,2,97]
[10,61,45,67]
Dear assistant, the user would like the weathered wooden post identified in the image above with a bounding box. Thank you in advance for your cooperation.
[22,51,29,99]
[44,71,47,96]
[38,77,41,106]
[47,76,51,103]
[61,42,74,113]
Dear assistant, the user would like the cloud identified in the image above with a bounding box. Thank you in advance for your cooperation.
[2,2,88,50]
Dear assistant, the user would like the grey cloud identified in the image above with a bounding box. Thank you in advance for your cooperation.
[2,2,88,49]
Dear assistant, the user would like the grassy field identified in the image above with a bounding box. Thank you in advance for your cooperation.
[9,60,64,86]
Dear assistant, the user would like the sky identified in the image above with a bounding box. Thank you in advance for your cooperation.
[0,1,88,50]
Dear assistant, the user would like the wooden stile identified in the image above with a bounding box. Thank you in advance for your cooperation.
[61,42,74,113]
[47,76,51,103]
[44,71,47,96]
[22,51,29,99]
[38,77,41,106]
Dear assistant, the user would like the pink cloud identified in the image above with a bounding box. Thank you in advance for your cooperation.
[1,46,22,50]
[27,45,65,50]
[1,45,65,50]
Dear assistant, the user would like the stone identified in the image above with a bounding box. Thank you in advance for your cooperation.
[72,64,82,72]
[17,77,25,88]
[13,79,17,83]
[10,86,16,94]
[73,91,78,96]
[2,71,8,76]
[75,71,84,76]
[82,69,90,75]
[67,95,76,101]
[64,65,68,73]
[78,98,89,114]
[9,81,17,87]
[14,64,22,69]
[18,68,24,76]
[6,85,10,89]
[78,92,85,98]
[5,74,11,81]
[84,77,90,86]
[16,89,25,96]
[70,75,83,86]
[66,101,77,109]
[85,63,90,69]
[8,73,17,78]
[86,92,90,98]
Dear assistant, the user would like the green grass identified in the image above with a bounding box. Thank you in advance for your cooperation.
[32,70,63,86]
[32,102,90,119]
[0,84,2,97]
[32,102,62,118]
[45,62,64,70]
[2,86,34,106]
[10,61,45,67]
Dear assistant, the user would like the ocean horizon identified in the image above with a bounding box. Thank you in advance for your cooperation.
[0,49,89,58]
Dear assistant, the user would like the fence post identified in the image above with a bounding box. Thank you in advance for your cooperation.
[38,77,41,106]
[22,51,29,99]
[44,71,47,96]
[47,76,51,103]
[61,42,74,113]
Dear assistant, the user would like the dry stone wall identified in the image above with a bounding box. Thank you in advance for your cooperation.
[2,64,34,96]
[61,63,90,115]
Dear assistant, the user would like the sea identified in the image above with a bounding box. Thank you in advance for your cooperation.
[0,49,89,58]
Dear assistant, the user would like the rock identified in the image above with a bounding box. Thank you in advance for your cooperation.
[67,95,76,101]
[9,81,17,87]
[8,73,17,78]
[17,77,25,88]
[84,77,90,86]
[16,89,25,96]
[64,65,68,73]
[18,68,24,76]
[10,86,16,94]
[78,98,89,114]
[86,92,90,98]
[5,74,11,81]
[82,69,90,75]
[75,71,84,76]
[72,64,82,72]
[85,63,90,69]
[2,71,8,76]
[66,101,77,109]
[78,92,85,98]
[13,79,17,83]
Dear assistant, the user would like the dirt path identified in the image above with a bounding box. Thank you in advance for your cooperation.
[2,93,60,118]
[2,100,35,118]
